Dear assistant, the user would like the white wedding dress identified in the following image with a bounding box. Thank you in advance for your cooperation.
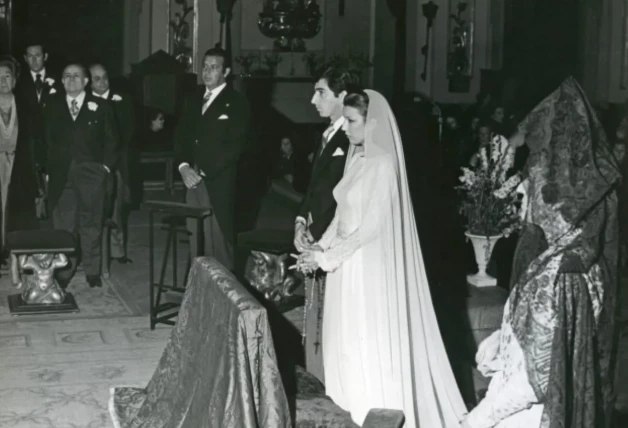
[317,151,377,424]
[311,90,467,428]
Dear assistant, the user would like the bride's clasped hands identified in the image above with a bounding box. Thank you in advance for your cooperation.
[290,246,322,275]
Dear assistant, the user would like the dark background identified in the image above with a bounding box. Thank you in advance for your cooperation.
[8,0,586,102]
[12,0,125,75]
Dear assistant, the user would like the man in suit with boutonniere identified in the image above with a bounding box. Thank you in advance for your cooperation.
[176,47,250,271]
[90,63,134,265]
[16,40,61,202]
[293,67,360,383]
[44,63,119,288]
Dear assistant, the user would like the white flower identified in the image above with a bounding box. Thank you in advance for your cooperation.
[459,167,477,187]
[112,94,122,101]
[87,101,98,111]
[479,148,488,171]
[493,174,522,199]
[49,88,57,94]
[45,77,55,86]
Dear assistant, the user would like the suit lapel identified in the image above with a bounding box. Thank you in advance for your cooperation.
[62,94,90,124]
[202,87,230,119]
[312,130,344,177]
[22,76,39,106]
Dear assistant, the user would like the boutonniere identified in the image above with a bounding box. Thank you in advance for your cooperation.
[112,94,122,101]
[226,103,230,108]
[45,77,55,86]
[87,101,98,112]
[49,88,57,94]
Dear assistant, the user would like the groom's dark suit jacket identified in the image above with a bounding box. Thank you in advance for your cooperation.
[43,93,119,209]
[175,85,251,244]
[299,128,350,240]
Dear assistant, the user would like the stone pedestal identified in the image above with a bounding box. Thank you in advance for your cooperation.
[8,293,79,316]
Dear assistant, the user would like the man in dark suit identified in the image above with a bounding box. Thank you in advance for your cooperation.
[294,67,359,383]
[16,42,60,169]
[90,63,134,264]
[44,63,119,288]
[176,47,250,271]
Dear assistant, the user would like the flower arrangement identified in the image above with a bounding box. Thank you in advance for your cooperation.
[457,135,522,237]
[263,52,283,75]
[235,53,257,76]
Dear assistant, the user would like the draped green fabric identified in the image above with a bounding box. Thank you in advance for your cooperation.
[109,257,291,428]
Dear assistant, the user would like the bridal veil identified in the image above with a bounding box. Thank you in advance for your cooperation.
[356,90,467,427]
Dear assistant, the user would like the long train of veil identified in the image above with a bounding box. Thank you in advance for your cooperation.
[355,90,467,427]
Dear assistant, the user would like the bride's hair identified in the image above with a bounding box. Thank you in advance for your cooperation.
[344,88,369,119]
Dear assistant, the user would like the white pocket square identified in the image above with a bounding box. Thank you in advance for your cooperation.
[218,114,229,120]
[332,148,345,157]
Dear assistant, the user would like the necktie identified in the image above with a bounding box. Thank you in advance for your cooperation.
[202,91,212,114]
[70,99,79,118]
[35,74,43,96]
[320,124,334,153]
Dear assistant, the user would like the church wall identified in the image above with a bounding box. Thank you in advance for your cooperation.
[405,0,503,105]
[596,0,628,104]
[125,0,375,122]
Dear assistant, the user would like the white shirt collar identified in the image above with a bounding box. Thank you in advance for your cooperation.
[93,89,110,99]
[326,116,345,141]
[67,91,86,110]
[204,82,227,99]
[31,69,46,82]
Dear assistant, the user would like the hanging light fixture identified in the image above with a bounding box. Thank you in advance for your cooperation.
[257,0,322,52]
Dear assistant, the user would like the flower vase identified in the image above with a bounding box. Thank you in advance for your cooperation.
[465,232,502,287]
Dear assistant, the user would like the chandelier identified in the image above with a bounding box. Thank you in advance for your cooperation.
[258,0,322,52]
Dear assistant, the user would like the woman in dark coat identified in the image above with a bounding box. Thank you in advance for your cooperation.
[0,56,40,253]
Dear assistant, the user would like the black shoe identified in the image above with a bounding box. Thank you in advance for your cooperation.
[115,256,133,264]
[86,275,102,288]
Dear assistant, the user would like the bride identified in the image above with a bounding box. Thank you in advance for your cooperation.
[295,89,467,427]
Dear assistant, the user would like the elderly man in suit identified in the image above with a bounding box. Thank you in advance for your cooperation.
[44,63,119,288]
[294,67,360,383]
[176,47,250,271]
[90,63,134,264]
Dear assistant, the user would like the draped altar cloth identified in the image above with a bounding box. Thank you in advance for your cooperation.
[109,257,291,428]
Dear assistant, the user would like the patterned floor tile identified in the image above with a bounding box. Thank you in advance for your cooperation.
[0,334,30,349]
[55,331,105,346]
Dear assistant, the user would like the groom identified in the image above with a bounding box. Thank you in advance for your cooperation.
[294,67,359,382]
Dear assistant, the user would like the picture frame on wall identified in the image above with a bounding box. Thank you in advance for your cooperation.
[167,0,199,73]
[447,0,475,93]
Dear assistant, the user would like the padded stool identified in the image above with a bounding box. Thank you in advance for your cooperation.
[6,229,79,315]
[142,200,212,329]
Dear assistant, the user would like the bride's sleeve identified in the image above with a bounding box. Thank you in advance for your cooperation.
[314,159,394,272]
[317,214,339,250]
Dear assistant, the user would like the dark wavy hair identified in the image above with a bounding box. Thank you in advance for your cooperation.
[203,47,229,69]
[343,88,369,119]
[317,67,361,97]
[0,55,21,81]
